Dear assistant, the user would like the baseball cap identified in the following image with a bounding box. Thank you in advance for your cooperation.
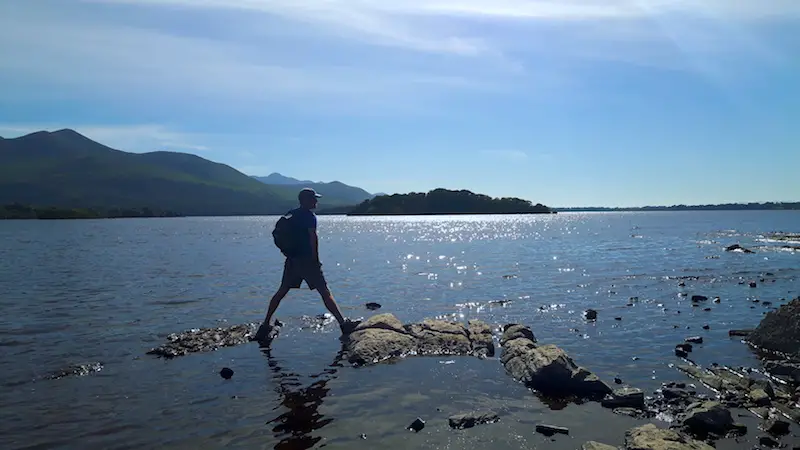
[298,187,322,200]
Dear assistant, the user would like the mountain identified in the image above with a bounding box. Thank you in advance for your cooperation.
[0,129,354,216]
[252,173,374,205]
[252,172,315,185]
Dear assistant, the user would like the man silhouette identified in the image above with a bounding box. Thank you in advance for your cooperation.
[254,188,358,343]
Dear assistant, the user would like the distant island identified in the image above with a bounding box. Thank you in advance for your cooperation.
[556,202,800,212]
[344,189,554,216]
[1,203,182,220]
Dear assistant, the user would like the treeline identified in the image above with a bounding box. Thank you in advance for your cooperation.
[557,202,800,212]
[1,203,183,220]
[346,188,553,215]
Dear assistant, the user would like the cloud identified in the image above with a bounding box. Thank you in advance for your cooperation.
[2,0,797,118]
[0,123,209,153]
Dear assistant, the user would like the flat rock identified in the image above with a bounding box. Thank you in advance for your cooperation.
[345,314,495,365]
[501,324,612,399]
[603,387,646,410]
[44,362,104,380]
[447,411,499,429]
[583,442,617,450]
[748,297,800,357]
[536,424,569,436]
[147,322,258,358]
[625,424,714,450]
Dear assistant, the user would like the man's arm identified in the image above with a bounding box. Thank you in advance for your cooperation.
[307,212,320,265]
[309,228,320,265]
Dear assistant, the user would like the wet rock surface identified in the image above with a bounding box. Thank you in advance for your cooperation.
[500,323,613,399]
[447,411,499,429]
[45,362,104,380]
[344,314,495,365]
[625,424,714,450]
[147,322,259,358]
[583,441,618,450]
[747,297,800,357]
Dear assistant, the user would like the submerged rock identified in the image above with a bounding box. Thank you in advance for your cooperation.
[583,442,617,450]
[365,302,382,310]
[45,362,104,380]
[447,411,499,429]
[625,424,714,450]
[748,297,800,357]
[725,244,754,253]
[408,417,425,432]
[344,314,494,365]
[147,322,258,358]
[500,324,613,399]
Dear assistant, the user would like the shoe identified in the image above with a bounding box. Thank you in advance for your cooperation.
[340,318,361,336]
[253,321,274,343]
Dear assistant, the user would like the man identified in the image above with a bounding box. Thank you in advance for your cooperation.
[254,187,358,343]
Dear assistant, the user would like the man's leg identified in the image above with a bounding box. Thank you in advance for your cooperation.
[264,284,291,325]
[316,285,346,326]
[305,262,359,334]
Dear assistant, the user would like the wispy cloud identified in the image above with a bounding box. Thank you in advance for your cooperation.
[0,123,209,153]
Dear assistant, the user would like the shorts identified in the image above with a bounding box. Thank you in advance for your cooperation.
[281,257,328,291]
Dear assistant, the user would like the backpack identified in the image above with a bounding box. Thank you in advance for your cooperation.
[272,211,300,257]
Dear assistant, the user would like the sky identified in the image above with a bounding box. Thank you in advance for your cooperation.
[0,0,798,207]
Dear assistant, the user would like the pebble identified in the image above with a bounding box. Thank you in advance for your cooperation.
[408,417,425,432]
[219,367,234,379]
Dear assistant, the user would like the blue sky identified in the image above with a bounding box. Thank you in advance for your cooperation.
[1,0,798,207]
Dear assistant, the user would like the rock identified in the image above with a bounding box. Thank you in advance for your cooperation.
[682,401,735,437]
[602,387,645,410]
[691,295,708,302]
[625,424,714,450]
[365,302,382,310]
[759,435,780,448]
[751,379,776,399]
[676,343,693,353]
[686,336,703,344]
[749,281,757,288]
[762,360,800,383]
[219,367,234,379]
[45,362,104,380]
[501,325,612,399]
[147,322,259,358]
[748,388,770,406]
[748,297,800,357]
[729,330,753,337]
[345,314,495,365]
[675,349,689,358]
[536,424,569,436]
[725,244,754,253]
[763,416,790,435]
[583,442,617,450]
[585,309,598,321]
[408,417,425,432]
[500,323,536,345]
[702,325,710,330]
[447,411,499,429]
[615,377,623,384]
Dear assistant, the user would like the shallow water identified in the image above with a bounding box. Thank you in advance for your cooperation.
[1,211,798,449]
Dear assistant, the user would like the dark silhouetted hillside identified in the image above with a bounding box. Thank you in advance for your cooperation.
[0,130,354,216]
[346,188,553,215]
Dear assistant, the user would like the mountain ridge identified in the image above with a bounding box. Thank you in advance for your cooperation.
[0,129,364,215]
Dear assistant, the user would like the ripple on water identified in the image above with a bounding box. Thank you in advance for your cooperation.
[0,212,799,449]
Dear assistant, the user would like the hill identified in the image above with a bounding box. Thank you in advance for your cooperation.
[556,202,800,212]
[0,129,353,216]
[252,173,374,204]
[345,188,554,215]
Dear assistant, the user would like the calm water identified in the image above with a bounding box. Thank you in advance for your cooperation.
[1,212,798,450]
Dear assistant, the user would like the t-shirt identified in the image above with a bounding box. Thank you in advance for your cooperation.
[288,207,317,257]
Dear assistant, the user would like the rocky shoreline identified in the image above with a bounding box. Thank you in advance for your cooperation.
[138,297,800,449]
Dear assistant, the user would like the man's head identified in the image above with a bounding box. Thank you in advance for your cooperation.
[298,187,322,209]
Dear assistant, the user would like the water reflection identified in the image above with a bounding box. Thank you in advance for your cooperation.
[262,345,346,449]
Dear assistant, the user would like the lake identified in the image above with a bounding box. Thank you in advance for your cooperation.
[1,211,798,449]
